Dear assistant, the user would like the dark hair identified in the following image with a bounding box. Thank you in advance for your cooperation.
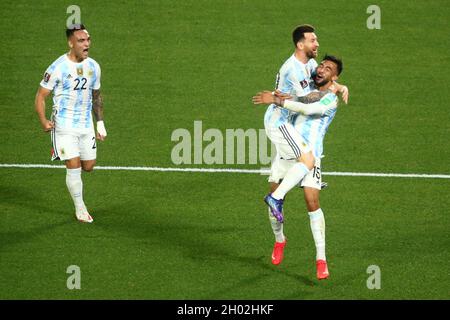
[292,24,315,46]
[322,54,343,75]
[66,23,86,38]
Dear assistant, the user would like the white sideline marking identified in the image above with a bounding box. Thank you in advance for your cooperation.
[1,163,450,179]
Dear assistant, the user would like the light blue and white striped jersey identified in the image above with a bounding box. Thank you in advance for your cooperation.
[40,54,101,132]
[291,92,338,158]
[264,55,317,129]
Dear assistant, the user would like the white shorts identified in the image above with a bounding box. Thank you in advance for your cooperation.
[268,154,322,190]
[50,128,97,161]
[265,123,311,160]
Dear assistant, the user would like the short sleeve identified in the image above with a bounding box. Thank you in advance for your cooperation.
[39,65,59,91]
[92,62,101,90]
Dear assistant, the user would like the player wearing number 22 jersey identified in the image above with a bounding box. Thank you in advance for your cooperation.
[35,23,107,224]
[40,53,101,134]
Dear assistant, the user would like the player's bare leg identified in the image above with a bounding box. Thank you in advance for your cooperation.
[268,182,287,265]
[304,187,328,279]
[81,159,96,172]
[65,157,93,223]
[265,151,314,223]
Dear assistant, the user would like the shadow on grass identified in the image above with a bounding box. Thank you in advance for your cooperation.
[92,204,317,298]
[0,220,72,250]
[198,254,316,299]
[0,185,73,249]
[1,184,70,217]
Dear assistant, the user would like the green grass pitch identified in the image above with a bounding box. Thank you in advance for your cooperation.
[0,0,449,299]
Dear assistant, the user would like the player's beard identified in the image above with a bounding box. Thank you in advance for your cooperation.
[306,49,317,59]
[314,75,329,87]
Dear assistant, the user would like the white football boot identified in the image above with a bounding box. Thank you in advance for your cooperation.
[75,206,94,223]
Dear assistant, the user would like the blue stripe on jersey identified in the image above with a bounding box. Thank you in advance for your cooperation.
[265,105,290,128]
[85,61,96,128]
[314,116,328,157]
[57,62,72,127]
[293,65,306,83]
[73,69,84,128]
[84,91,92,129]
[49,55,66,73]
[88,60,97,88]
[314,109,337,157]
[264,105,275,125]
[85,96,92,128]
[279,70,291,93]
[300,115,313,145]
[58,95,67,128]
[275,108,290,127]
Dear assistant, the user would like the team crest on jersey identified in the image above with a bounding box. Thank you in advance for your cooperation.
[299,79,308,89]
[43,72,51,83]
[77,67,83,76]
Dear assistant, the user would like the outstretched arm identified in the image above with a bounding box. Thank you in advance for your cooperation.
[252,90,336,116]
[282,96,336,115]
[297,90,333,104]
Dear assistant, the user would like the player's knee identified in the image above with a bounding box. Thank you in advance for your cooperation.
[81,162,95,172]
[306,199,320,212]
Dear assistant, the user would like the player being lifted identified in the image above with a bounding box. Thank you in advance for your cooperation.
[35,24,107,223]
[261,24,347,221]
[253,54,344,279]
[253,24,347,279]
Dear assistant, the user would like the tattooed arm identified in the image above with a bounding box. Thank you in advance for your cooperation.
[92,89,107,140]
[92,89,104,121]
[252,90,337,116]
[297,90,332,104]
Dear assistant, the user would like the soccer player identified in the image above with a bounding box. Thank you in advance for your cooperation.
[34,24,106,223]
[253,54,344,280]
[262,24,320,225]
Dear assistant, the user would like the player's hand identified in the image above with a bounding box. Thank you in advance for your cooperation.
[252,91,275,105]
[96,120,107,141]
[339,85,349,104]
[333,82,349,104]
[40,119,54,132]
[273,90,292,100]
[252,91,292,105]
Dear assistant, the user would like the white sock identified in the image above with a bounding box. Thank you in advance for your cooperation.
[309,208,326,261]
[66,168,85,212]
[268,208,285,243]
[272,162,310,200]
